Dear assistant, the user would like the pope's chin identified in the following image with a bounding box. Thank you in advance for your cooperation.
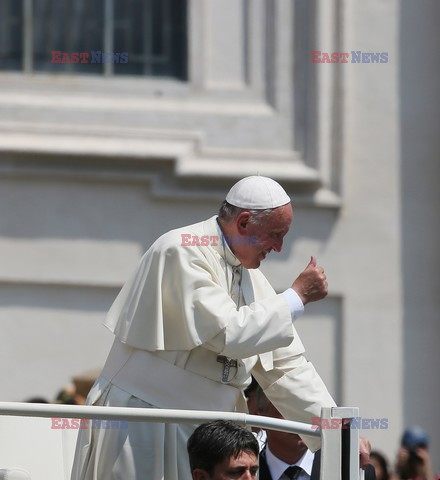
[241,254,265,269]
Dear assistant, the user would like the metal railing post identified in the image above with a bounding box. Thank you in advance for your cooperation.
[320,406,360,480]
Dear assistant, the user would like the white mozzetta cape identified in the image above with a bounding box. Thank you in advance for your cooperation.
[104,215,299,366]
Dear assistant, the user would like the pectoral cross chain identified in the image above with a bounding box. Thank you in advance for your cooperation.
[217,355,238,384]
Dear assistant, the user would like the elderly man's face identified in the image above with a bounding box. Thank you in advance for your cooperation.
[234,203,293,269]
[195,450,258,480]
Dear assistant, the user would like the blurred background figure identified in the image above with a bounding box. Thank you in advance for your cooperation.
[25,397,49,404]
[55,384,80,405]
[71,368,100,405]
[24,368,99,405]
[370,451,391,480]
[394,427,438,480]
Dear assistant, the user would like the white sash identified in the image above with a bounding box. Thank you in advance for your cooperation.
[91,340,241,412]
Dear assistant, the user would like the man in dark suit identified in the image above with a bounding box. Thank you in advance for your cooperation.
[255,387,376,480]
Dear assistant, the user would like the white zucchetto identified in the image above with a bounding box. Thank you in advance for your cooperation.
[225,176,291,209]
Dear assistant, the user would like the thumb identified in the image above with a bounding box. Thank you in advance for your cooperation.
[307,256,317,268]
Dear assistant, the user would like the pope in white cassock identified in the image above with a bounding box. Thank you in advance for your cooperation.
[70,176,337,480]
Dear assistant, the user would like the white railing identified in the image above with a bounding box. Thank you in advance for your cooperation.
[0,402,361,480]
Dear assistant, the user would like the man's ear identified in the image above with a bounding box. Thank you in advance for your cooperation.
[236,211,251,234]
[192,468,211,480]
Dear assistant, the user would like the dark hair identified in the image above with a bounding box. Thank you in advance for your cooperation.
[25,397,49,404]
[187,420,259,474]
[243,376,259,399]
[255,385,271,413]
[218,201,274,226]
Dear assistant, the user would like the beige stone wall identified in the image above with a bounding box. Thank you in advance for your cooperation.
[0,0,439,471]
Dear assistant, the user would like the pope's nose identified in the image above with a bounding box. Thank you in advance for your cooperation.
[272,240,283,253]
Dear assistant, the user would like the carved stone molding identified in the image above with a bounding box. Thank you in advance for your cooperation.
[0,0,343,206]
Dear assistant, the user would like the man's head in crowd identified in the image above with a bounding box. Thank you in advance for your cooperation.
[187,420,259,479]
[255,386,308,465]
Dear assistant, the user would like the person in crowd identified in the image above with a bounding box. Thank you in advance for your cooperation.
[187,420,259,480]
[394,427,439,480]
[255,386,375,480]
[370,451,391,480]
[25,397,49,403]
[56,384,80,405]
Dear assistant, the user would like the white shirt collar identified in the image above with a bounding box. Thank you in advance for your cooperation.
[265,446,314,480]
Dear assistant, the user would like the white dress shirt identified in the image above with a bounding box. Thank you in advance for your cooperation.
[265,445,314,480]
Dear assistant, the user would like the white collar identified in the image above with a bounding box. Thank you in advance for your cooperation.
[265,446,314,480]
[212,216,241,267]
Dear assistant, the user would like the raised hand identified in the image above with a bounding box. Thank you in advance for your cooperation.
[291,256,328,305]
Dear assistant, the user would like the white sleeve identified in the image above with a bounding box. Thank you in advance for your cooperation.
[282,288,305,319]
[251,344,336,452]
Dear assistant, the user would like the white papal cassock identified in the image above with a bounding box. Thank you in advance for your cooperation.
[70,215,336,480]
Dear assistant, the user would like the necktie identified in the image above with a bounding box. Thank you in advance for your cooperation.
[284,465,302,480]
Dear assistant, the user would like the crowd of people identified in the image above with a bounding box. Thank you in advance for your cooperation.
[27,378,437,480]
[25,380,439,480]
[26,368,99,406]
[186,417,438,480]
[243,377,374,480]
[247,378,438,480]
[369,427,439,480]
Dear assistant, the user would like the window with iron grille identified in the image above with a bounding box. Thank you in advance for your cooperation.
[0,0,187,79]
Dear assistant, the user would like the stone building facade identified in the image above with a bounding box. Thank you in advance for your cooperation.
[0,0,439,469]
